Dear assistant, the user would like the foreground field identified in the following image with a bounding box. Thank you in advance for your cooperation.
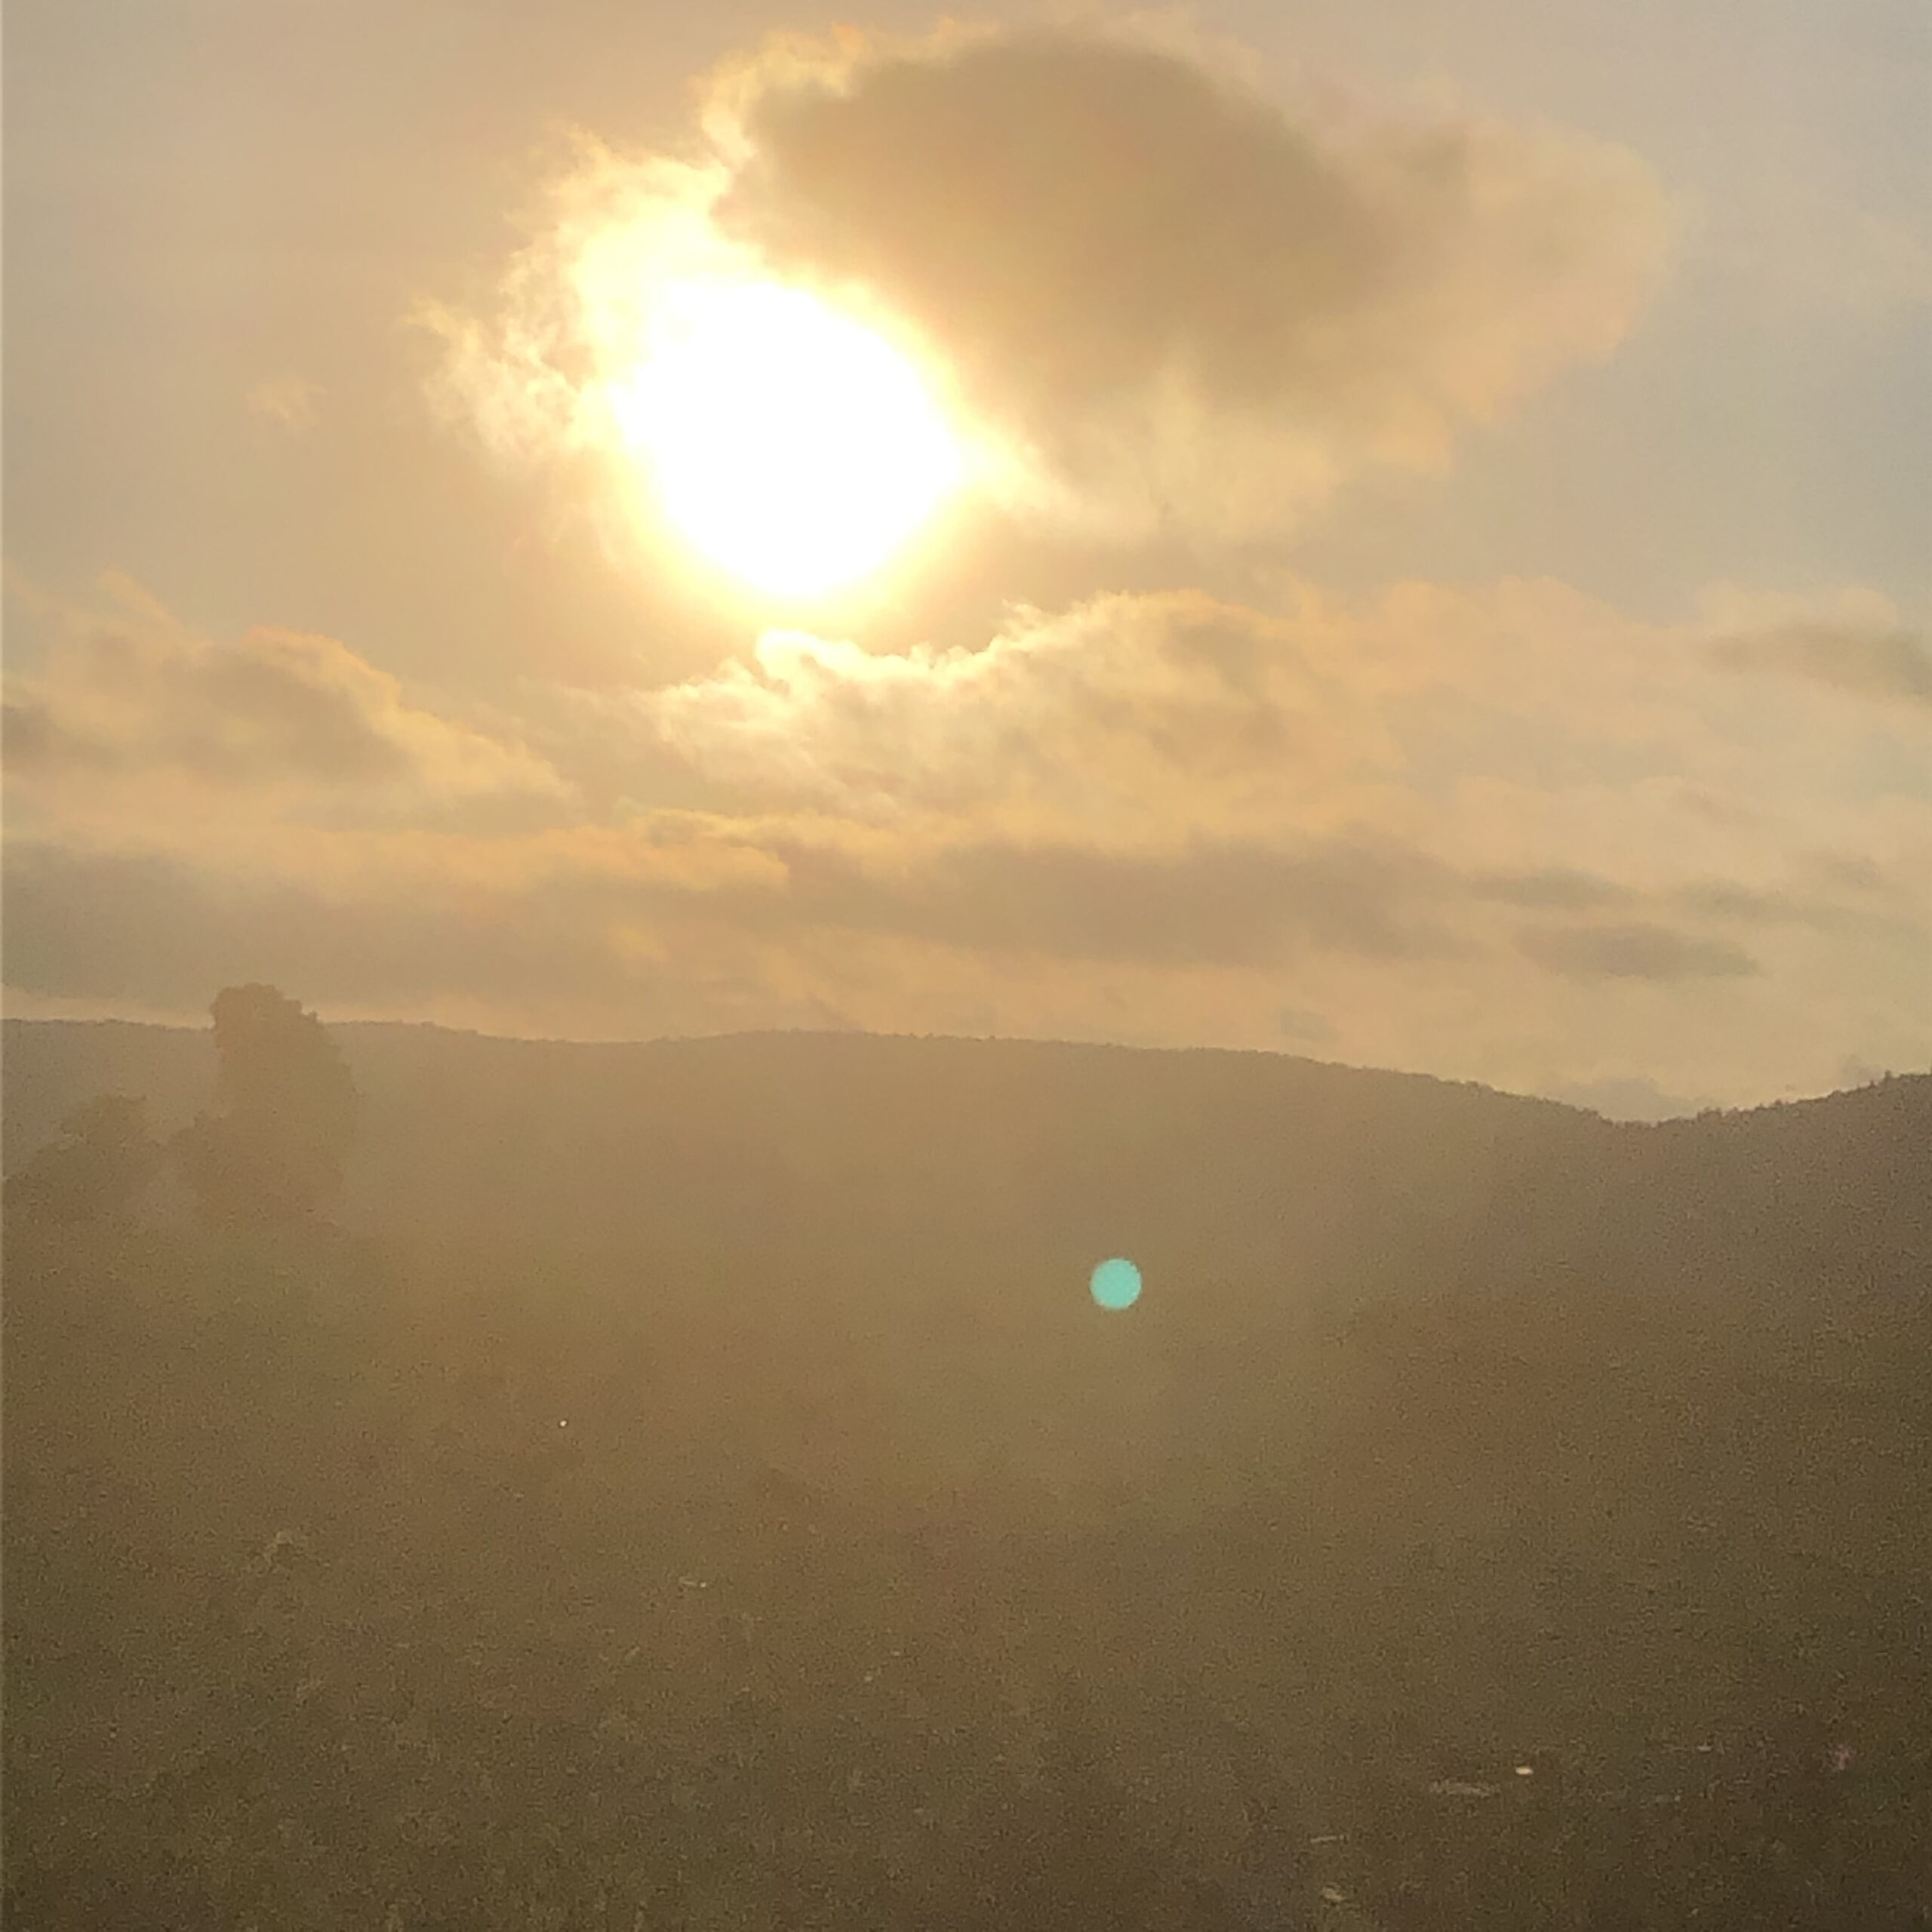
[6,1029,1929,1927]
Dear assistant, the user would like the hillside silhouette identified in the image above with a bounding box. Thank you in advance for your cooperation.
[5,1018,1929,1927]
[9,1020,1927,1302]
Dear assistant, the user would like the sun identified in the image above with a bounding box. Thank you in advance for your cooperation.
[610,280,964,601]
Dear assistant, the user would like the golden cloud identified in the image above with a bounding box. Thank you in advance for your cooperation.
[426,24,1676,548]
[638,591,1394,837]
[614,576,1929,1018]
[3,589,567,821]
[716,29,1675,528]
[7,574,1924,1106]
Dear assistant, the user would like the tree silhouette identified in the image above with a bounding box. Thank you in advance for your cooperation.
[5,1093,159,1225]
[174,986,358,1226]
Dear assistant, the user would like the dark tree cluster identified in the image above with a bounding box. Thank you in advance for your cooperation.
[6,985,356,1231]
[2,1091,159,1226]
[174,984,358,1226]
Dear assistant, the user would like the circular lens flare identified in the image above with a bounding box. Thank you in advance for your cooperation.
[611,281,963,600]
[1091,1257,1143,1311]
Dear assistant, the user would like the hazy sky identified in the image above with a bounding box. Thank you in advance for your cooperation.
[5,0,1927,1113]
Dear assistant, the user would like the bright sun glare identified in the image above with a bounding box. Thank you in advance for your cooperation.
[611,281,964,601]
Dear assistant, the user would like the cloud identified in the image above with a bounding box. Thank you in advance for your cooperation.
[0,838,685,1023]
[718,32,1670,500]
[1516,921,1758,981]
[0,818,795,1030]
[638,590,1389,833]
[3,589,566,817]
[1710,618,1932,706]
[1478,868,1631,913]
[764,830,1461,969]
[247,377,325,435]
[617,575,1927,1005]
[6,571,1925,1108]
[429,25,1674,545]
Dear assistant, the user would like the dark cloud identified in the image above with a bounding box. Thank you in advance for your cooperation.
[1801,851,1892,895]
[1517,921,1758,981]
[1669,875,1927,949]
[1,825,1460,1029]
[0,838,802,1036]
[7,629,408,785]
[2,699,63,769]
[1710,620,1932,705]
[1478,866,1630,912]
[1671,880,1795,924]
[771,833,1460,969]
[4,618,562,807]
[1,842,617,1014]
[723,34,1380,420]
[713,29,1671,526]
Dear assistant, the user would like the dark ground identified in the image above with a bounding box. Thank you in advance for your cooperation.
[6,1024,1929,1927]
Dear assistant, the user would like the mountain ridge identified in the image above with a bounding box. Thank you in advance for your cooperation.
[7,1016,1926,1314]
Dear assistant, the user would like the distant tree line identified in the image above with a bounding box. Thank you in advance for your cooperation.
[5,984,357,1230]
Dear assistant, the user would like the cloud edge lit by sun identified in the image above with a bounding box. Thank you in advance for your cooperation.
[419,21,1675,610]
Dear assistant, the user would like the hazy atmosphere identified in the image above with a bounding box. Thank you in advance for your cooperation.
[6,7,1931,1929]
[7,0,1927,1112]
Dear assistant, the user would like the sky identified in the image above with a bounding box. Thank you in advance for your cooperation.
[4,0,1927,1115]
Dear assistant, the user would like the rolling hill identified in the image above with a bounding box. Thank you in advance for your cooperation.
[5,1018,1928,1927]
